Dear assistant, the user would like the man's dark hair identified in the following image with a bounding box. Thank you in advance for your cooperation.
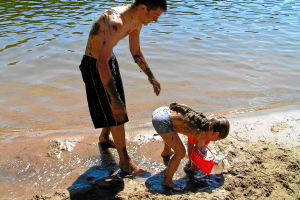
[132,0,167,11]
[210,116,230,139]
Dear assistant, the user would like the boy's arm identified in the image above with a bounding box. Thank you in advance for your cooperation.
[194,131,207,151]
[190,132,207,173]
[190,162,197,172]
[129,29,161,96]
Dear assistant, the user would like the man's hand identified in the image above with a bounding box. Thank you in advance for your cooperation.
[103,77,127,123]
[149,77,161,96]
[111,98,127,123]
[133,55,161,96]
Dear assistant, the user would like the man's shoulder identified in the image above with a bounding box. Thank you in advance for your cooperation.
[96,10,123,32]
[103,4,129,18]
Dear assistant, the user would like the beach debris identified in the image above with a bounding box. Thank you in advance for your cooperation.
[47,139,79,159]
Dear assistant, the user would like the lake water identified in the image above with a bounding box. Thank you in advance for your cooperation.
[1,0,300,130]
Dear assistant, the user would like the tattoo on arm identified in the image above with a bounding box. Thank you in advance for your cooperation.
[90,22,101,36]
[133,54,161,95]
[133,54,155,82]
[104,77,126,122]
[105,77,122,102]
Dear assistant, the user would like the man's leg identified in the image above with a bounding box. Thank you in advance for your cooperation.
[110,124,146,176]
[99,127,115,147]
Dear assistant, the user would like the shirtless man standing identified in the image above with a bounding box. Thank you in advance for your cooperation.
[79,0,167,176]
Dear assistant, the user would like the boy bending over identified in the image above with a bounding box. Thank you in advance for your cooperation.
[152,102,230,188]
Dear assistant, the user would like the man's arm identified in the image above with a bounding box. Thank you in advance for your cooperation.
[97,17,127,122]
[129,29,161,96]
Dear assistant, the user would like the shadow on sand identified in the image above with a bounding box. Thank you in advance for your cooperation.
[67,143,124,200]
[67,144,224,199]
[145,158,225,195]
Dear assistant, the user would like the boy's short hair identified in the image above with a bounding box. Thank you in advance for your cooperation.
[132,0,167,11]
[210,116,230,139]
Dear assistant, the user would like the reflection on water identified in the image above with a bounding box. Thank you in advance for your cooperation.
[1,153,100,195]
[0,1,299,131]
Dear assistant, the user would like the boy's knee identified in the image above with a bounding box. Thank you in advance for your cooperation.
[176,149,186,159]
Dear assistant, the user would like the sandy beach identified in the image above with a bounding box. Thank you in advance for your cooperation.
[0,108,299,200]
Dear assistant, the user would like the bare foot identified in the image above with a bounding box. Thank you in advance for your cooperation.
[119,160,147,177]
[131,167,147,177]
[161,180,181,188]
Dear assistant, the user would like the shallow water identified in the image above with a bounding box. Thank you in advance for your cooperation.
[0,127,226,199]
[0,0,300,131]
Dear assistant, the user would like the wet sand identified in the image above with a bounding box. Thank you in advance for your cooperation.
[0,108,299,200]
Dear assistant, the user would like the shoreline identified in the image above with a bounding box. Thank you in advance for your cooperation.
[1,104,299,139]
[0,107,299,199]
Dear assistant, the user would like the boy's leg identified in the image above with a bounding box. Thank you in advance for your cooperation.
[161,143,175,157]
[187,141,194,164]
[110,124,146,176]
[190,161,197,173]
[183,140,196,174]
[160,131,186,188]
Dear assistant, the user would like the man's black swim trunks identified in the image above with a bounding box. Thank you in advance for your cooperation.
[79,54,129,128]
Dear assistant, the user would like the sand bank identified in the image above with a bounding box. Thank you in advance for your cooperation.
[0,108,299,200]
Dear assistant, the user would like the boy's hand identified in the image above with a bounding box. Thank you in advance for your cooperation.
[201,146,208,157]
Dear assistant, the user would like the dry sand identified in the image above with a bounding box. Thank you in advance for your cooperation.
[0,108,299,200]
